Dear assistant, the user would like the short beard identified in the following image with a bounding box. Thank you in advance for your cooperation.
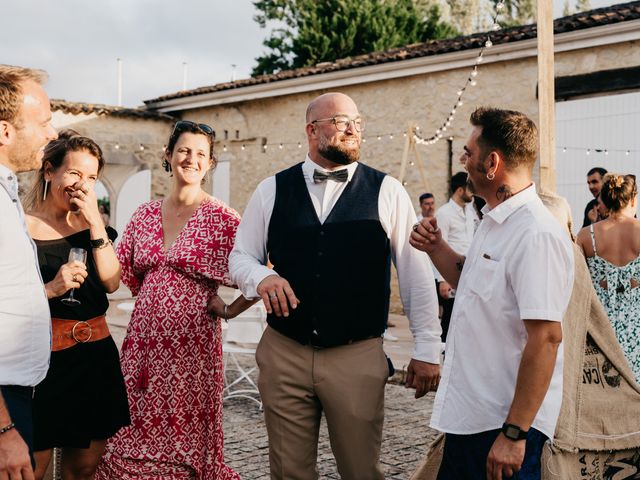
[318,139,360,166]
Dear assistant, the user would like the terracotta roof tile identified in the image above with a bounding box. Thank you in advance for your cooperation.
[51,99,174,121]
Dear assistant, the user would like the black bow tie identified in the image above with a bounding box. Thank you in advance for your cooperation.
[313,169,349,184]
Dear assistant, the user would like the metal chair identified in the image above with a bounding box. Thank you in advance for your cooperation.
[222,300,266,409]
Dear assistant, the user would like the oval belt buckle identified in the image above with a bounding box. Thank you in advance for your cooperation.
[71,321,92,343]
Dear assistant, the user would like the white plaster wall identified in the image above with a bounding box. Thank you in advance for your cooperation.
[115,170,151,239]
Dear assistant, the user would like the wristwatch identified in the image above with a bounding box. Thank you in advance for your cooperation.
[501,423,528,441]
[90,237,112,249]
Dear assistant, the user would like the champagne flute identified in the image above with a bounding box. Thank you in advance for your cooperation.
[61,248,87,306]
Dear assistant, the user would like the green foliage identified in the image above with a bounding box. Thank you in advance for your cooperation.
[575,0,591,12]
[497,0,536,28]
[252,0,458,76]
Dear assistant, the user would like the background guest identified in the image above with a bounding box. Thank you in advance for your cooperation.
[582,167,608,227]
[434,171,478,342]
[577,173,640,383]
[418,192,436,220]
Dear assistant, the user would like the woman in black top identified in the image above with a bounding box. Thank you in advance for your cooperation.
[24,130,130,480]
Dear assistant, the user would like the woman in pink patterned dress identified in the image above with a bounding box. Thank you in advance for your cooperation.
[96,121,253,479]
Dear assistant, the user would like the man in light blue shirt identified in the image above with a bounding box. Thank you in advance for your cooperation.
[0,64,57,479]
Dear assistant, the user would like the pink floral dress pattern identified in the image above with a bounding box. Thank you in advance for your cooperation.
[95,198,241,480]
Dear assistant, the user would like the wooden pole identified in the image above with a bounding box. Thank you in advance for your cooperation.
[412,140,429,193]
[537,0,556,192]
[398,124,414,183]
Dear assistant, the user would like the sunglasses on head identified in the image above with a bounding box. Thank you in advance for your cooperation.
[172,120,215,137]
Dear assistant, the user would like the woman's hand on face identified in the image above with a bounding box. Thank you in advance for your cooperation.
[69,181,102,227]
[45,261,88,299]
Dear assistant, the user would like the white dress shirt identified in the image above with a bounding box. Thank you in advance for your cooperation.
[0,164,50,387]
[229,156,442,363]
[436,198,478,256]
[430,184,574,438]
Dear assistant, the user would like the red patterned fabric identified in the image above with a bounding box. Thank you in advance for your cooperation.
[95,198,241,480]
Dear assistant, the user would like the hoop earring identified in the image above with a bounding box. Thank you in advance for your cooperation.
[43,180,49,201]
[486,171,495,181]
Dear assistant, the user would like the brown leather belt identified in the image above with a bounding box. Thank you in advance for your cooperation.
[51,315,110,352]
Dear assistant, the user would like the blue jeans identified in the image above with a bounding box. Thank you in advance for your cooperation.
[1,385,35,469]
[437,427,547,480]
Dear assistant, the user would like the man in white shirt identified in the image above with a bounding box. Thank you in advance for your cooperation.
[411,107,574,480]
[0,65,57,479]
[229,92,441,479]
[418,192,436,221]
[434,171,478,341]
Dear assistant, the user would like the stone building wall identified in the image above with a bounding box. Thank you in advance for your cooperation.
[23,38,636,314]
[173,40,640,313]
[184,41,640,217]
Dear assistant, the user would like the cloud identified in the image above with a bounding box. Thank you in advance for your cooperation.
[1,0,268,106]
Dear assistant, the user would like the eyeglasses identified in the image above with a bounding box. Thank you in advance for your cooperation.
[311,115,365,132]
[172,120,215,137]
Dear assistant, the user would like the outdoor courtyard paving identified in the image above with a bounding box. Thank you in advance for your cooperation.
[222,381,439,479]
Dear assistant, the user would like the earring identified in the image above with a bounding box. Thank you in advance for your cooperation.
[43,180,49,201]
[486,171,495,181]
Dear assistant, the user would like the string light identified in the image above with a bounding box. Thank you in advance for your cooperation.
[559,146,638,155]
[413,0,504,147]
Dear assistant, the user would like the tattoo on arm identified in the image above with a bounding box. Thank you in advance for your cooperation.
[456,256,466,272]
[496,184,514,202]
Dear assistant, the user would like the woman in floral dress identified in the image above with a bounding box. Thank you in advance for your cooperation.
[96,121,254,479]
[577,173,640,384]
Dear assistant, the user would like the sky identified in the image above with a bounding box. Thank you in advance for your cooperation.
[1,0,620,108]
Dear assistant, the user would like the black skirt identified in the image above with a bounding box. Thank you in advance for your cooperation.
[33,336,130,450]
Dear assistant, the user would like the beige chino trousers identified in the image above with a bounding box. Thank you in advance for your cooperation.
[256,326,388,480]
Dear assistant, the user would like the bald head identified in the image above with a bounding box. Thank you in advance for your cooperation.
[306,92,358,123]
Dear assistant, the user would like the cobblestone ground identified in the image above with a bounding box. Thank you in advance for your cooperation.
[222,367,439,479]
[109,322,440,480]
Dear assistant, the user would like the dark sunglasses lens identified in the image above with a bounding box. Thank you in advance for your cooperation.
[197,123,213,134]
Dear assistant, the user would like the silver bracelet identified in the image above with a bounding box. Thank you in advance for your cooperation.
[223,304,229,322]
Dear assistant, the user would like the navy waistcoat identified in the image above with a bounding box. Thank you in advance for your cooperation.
[266,162,391,347]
